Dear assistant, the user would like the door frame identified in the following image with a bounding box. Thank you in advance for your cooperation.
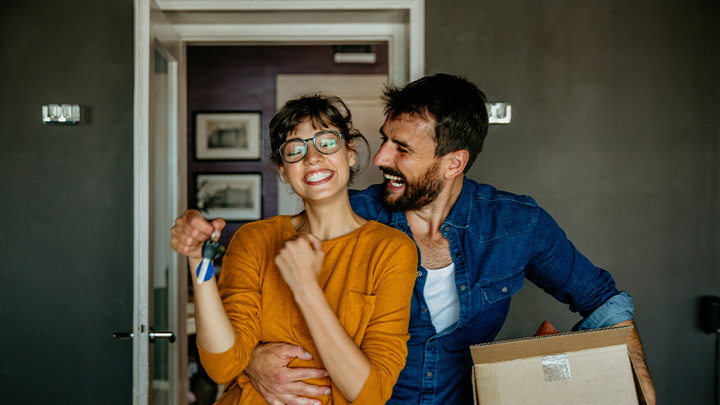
[134,0,184,403]
[134,1,424,403]
[156,0,425,84]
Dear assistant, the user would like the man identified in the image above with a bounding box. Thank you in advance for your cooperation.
[245,74,655,404]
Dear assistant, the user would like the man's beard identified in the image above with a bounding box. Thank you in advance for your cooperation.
[381,161,443,211]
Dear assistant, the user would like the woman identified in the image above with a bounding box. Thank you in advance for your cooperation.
[171,94,417,404]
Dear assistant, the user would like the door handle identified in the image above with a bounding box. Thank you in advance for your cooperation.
[112,332,134,339]
[113,327,176,343]
[149,327,177,343]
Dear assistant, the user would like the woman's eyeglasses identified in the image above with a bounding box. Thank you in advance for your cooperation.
[278,130,344,163]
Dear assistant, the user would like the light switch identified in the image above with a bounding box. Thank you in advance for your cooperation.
[42,104,80,124]
[486,102,511,124]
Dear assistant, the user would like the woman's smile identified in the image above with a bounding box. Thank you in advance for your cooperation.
[304,169,334,184]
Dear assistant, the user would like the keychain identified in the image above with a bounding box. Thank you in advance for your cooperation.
[196,232,220,284]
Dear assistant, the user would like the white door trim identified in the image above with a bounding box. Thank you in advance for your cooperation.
[156,0,425,85]
[134,0,185,403]
[133,1,151,403]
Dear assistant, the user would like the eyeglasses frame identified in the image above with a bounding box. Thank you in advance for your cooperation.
[277,129,345,164]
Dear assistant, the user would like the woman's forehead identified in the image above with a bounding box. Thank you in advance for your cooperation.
[289,119,338,137]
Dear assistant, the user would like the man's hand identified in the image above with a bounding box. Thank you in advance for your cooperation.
[615,320,656,405]
[245,342,331,405]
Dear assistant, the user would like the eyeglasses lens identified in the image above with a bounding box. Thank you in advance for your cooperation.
[282,141,307,162]
[316,132,339,153]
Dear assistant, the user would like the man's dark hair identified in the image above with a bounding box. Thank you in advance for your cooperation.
[382,73,489,172]
[270,94,367,183]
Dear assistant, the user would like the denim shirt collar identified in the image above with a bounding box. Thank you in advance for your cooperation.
[444,177,473,230]
[389,177,473,232]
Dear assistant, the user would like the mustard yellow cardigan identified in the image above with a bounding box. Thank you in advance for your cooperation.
[198,216,418,404]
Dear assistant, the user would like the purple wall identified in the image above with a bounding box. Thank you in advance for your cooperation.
[186,44,388,247]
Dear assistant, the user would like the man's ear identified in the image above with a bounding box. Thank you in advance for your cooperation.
[444,149,469,179]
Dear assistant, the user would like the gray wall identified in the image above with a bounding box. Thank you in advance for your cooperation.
[0,1,134,402]
[0,0,717,403]
[425,0,719,402]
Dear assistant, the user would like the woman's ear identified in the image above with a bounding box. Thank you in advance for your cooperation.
[278,164,289,183]
[347,139,357,167]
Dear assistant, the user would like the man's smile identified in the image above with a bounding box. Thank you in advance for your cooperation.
[381,167,407,190]
[383,173,406,189]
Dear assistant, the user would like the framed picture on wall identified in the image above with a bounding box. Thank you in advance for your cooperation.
[195,112,262,160]
[196,173,262,221]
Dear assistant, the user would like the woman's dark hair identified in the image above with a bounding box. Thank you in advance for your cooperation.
[382,73,489,172]
[270,94,368,184]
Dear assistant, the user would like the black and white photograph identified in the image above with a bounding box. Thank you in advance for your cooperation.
[195,173,262,220]
[195,112,261,159]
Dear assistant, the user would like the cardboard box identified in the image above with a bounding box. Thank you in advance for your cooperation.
[470,326,645,404]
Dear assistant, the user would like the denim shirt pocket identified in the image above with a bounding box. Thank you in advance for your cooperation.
[478,269,525,304]
[442,269,526,353]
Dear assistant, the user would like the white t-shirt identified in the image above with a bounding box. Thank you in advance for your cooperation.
[422,263,460,333]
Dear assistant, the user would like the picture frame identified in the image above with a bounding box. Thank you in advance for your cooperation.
[196,173,263,221]
[195,112,262,160]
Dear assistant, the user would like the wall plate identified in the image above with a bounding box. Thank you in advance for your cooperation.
[486,102,511,124]
[42,104,80,124]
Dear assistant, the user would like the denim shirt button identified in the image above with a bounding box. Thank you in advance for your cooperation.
[443,225,451,233]
[417,270,422,278]
[460,285,466,291]
[502,286,508,293]
[455,252,461,258]
[427,372,433,377]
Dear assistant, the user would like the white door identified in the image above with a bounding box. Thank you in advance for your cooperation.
[132,1,186,404]
[276,74,389,215]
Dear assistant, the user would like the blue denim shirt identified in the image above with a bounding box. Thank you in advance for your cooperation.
[349,178,633,404]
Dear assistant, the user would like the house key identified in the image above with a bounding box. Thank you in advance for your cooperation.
[196,233,220,284]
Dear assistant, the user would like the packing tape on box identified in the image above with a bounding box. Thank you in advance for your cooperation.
[542,353,572,382]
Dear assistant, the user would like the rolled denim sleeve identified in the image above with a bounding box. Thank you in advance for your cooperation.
[574,291,634,331]
[526,207,620,317]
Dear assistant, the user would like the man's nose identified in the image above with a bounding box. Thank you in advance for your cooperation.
[373,142,392,167]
